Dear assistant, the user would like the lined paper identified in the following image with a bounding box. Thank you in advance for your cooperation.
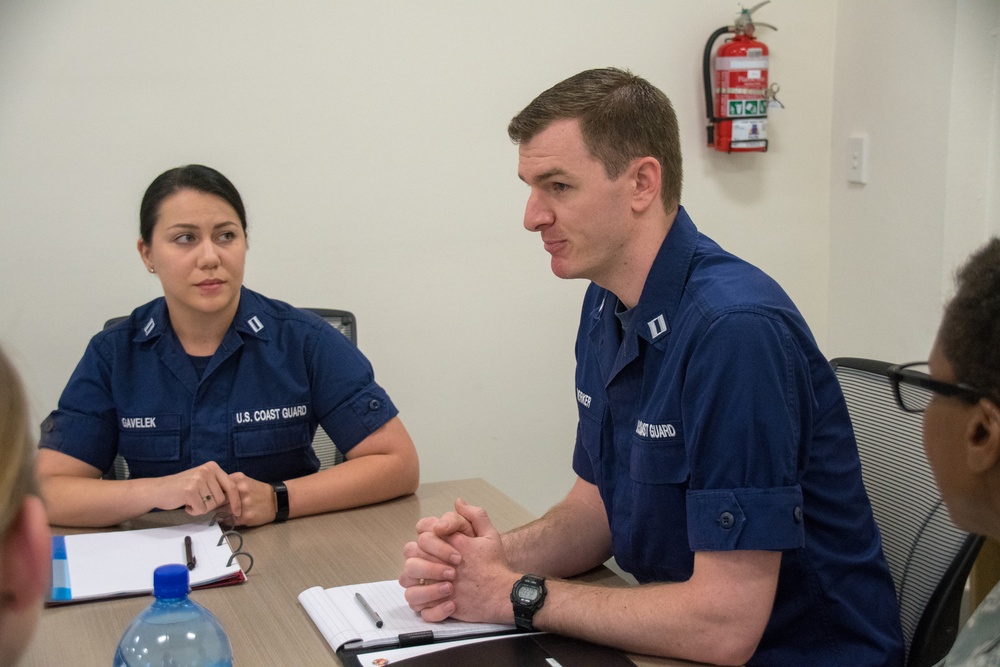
[49,521,244,603]
[299,579,515,651]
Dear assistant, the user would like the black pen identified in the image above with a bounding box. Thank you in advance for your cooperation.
[355,592,383,628]
[184,535,196,570]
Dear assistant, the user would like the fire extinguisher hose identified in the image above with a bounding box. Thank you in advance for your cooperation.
[703,25,733,144]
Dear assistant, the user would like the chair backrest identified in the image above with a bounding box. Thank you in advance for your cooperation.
[101,306,356,479]
[304,308,356,346]
[831,357,984,667]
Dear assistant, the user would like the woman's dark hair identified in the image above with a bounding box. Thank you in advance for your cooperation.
[939,237,1000,406]
[139,165,248,244]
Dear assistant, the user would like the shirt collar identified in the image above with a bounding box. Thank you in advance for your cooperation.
[130,286,271,343]
[630,205,699,348]
[232,287,272,341]
[131,299,168,343]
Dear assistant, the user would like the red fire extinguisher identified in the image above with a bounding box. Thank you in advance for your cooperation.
[703,2,780,153]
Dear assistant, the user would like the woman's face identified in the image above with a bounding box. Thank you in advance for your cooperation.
[138,189,247,323]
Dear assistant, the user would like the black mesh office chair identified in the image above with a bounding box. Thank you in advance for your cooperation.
[101,307,357,479]
[831,357,984,667]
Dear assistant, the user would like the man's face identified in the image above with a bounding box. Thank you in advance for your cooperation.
[517,118,635,285]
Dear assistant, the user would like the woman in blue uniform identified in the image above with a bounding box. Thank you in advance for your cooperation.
[37,165,419,527]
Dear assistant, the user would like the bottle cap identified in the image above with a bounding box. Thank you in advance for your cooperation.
[153,563,190,599]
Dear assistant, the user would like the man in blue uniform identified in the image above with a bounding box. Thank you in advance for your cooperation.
[399,68,904,665]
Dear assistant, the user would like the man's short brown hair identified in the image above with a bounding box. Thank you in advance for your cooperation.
[508,68,682,212]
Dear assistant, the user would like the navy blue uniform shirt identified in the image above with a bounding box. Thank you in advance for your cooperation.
[40,287,397,483]
[572,208,903,666]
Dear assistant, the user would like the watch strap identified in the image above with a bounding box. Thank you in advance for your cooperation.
[271,482,289,523]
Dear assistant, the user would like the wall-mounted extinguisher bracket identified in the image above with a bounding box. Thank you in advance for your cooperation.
[703,1,779,153]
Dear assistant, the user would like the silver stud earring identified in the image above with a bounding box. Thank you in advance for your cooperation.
[149,267,155,273]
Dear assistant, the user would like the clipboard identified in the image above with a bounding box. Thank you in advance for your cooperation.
[340,632,636,667]
[47,520,251,605]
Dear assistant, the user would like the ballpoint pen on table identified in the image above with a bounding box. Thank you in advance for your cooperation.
[184,535,196,570]
[355,592,383,628]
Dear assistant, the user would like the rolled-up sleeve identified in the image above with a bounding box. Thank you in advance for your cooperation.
[683,310,813,552]
[687,486,804,551]
[39,336,119,472]
[309,324,398,453]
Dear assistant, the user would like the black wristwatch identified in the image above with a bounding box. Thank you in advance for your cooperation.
[510,574,547,631]
[271,482,289,523]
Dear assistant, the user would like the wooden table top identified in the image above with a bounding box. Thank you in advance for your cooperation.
[22,478,706,666]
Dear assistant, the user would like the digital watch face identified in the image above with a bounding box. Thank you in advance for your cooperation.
[517,583,540,602]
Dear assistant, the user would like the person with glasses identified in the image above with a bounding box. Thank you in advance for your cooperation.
[889,237,1000,666]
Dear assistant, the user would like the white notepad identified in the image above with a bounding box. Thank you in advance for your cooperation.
[299,579,515,651]
[49,521,246,605]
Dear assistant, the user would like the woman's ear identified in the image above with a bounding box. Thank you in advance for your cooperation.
[965,399,1000,474]
[137,238,154,273]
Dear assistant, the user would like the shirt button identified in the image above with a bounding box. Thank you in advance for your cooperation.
[793,506,803,523]
[42,417,54,433]
[719,511,735,529]
[368,399,381,411]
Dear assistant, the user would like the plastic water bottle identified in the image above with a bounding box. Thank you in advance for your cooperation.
[114,563,233,667]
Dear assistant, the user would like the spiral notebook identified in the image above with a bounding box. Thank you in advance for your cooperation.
[47,520,250,606]
[299,580,635,667]
[298,579,517,653]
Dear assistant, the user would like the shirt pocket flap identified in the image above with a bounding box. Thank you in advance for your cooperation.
[233,421,312,458]
[118,414,182,462]
[629,427,688,485]
[118,432,182,462]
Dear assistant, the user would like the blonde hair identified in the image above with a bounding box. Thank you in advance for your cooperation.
[0,345,36,537]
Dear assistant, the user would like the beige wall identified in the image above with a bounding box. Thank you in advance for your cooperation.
[827,0,1000,362]
[3,1,993,516]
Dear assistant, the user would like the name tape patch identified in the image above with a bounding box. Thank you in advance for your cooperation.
[235,404,308,425]
[635,419,678,439]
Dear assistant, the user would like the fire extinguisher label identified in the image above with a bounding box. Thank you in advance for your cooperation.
[715,56,769,70]
[731,119,767,142]
[726,99,768,117]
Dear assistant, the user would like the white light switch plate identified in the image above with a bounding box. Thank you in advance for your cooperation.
[848,134,869,185]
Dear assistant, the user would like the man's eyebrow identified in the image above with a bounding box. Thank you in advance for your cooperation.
[519,168,569,185]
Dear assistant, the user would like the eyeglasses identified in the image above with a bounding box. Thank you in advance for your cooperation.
[887,362,987,413]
